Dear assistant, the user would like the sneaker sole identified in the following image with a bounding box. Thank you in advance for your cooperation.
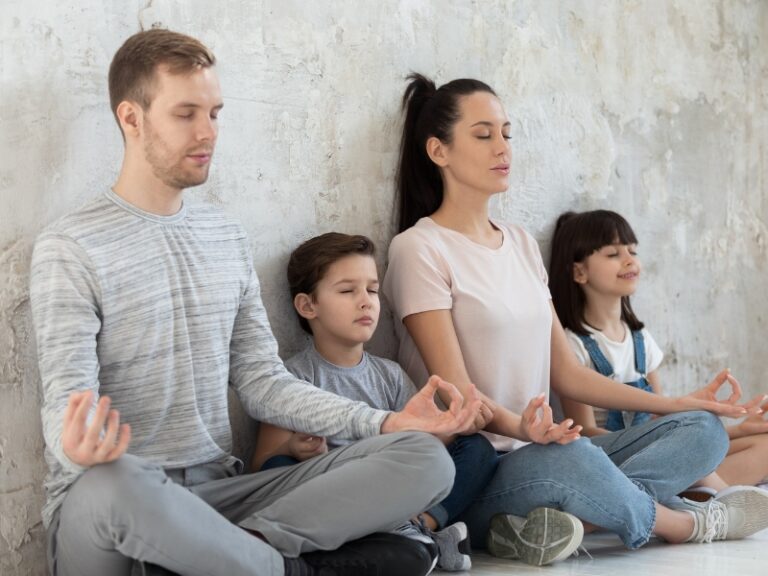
[487,507,584,566]
[715,486,768,539]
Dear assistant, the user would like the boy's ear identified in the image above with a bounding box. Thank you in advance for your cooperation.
[426,136,449,167]
[572,262,588,284]
[293,293,317,320]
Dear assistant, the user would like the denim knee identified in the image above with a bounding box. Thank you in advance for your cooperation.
[673,411,729,472]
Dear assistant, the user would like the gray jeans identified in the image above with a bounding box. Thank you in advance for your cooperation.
[47,431,453,576]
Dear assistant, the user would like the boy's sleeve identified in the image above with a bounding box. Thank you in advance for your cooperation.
[30,233,101,475]
[229,260,389,439]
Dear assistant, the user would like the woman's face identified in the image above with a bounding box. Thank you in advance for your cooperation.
[430,91,512,197]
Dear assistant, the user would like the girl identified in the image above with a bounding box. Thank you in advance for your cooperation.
[382,73,768,563]
[549,209,768,488]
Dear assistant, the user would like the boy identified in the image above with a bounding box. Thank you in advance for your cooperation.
[253,233,500,572]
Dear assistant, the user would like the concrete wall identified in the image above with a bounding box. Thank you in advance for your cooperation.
[1,0,766,572]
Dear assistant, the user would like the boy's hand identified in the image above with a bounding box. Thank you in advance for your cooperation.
[520,394,582,445]
[381,375,482,436]
[62,390,131,467]
[287,433,327,461]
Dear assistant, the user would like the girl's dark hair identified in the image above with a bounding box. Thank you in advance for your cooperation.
[287,232,376,334]
[396,73,496,232]
[548,210,644,336]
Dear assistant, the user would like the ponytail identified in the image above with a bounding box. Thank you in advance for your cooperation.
[396,73,496,232]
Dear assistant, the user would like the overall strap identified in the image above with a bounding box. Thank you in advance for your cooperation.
[575,333,614,377]
[631,330,647,376]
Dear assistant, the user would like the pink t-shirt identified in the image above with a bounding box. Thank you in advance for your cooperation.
[383,217,553,451]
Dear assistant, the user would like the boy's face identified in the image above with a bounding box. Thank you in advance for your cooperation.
[306,254,380,347]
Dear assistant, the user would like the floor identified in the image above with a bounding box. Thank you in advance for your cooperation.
[442,529,767,576]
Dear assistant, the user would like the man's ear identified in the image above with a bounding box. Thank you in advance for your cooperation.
[116,100,142,138]
[293,293,317,320]
[425,136,449,167]
[573,262,588,284]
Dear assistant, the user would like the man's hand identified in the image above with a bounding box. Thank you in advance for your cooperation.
[286,433,328,461]
[674,370,762,418]
[381,375,482,436]
[520,394,582,445]
[62,391,131,467]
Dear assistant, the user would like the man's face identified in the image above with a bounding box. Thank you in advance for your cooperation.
[140,65,223,191]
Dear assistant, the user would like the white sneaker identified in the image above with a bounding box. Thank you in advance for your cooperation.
[714,485,768,539]
[486,507,584,566]
[670,498,728,543]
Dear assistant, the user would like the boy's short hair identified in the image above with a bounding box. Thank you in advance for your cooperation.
[108,29,216,133]
[287,233,376,334]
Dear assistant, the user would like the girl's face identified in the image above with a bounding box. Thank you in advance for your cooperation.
[574,243,641,299]
[428,91,512,198]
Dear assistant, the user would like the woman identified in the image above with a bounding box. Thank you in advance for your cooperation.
[382,73,768,565]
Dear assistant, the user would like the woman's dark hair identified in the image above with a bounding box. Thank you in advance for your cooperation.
[548,210,644,335]
[396,73,496,232]
[287,232,376,334]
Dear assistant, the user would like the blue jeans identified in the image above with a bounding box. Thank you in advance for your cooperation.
[425,434,498,529]
[459,411,728,549]
[262,434,497,530]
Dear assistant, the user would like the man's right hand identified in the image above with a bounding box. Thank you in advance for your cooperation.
[62,391,131,467]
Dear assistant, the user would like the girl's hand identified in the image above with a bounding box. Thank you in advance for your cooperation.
[733,398,768,438]
[675,369,760,418]
[521,394,582,445]
[286,433,327,461]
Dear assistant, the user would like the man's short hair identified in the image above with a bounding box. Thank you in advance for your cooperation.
[287,233,377,334]
[108,29,216,130]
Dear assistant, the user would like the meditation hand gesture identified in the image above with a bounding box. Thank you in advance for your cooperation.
[61,390,131,467]
[521,394,582,445]
[676,369,763,418]
[286,432,328,461]
[381,375,482,436]
[733,398,768,438]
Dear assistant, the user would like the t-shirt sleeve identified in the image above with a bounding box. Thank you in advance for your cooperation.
[393,367,419,412]
[642,329,664,373]
[564,329,591,367]
[30,232,100,476]
[383,230,453,321]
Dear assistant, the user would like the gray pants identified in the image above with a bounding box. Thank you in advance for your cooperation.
[47,432,454,576]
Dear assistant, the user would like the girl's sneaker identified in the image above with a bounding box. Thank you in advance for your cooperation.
[671,486,768,542]
[487,507,584,566]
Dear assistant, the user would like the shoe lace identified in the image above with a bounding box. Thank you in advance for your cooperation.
[571,544,593,560]
[702,500,728,543]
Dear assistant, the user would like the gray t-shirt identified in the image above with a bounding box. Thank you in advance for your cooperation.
[286,346,418,447]
[30,189,387,528]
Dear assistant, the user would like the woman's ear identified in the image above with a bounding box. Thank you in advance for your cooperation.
[293,293,317,320]
[573,262,588,284]
[426,136,449,167]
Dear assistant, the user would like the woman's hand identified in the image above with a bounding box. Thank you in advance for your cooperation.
[520,394,582,445]
[286,433,328,461]
[674,369,763,418]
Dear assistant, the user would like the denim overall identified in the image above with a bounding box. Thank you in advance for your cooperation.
[577,330,653,432]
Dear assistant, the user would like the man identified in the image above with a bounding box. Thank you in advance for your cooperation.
[30,29,482,576]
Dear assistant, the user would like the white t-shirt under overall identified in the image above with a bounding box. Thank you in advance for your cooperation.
[565,324,664,427]
[383,217,552,452]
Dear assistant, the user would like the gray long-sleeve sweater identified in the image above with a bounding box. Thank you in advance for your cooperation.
[30,189,388,528]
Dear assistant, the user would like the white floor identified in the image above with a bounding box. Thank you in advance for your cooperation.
[441,529,768,576]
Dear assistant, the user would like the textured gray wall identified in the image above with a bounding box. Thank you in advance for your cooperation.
[2,1,766,573]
